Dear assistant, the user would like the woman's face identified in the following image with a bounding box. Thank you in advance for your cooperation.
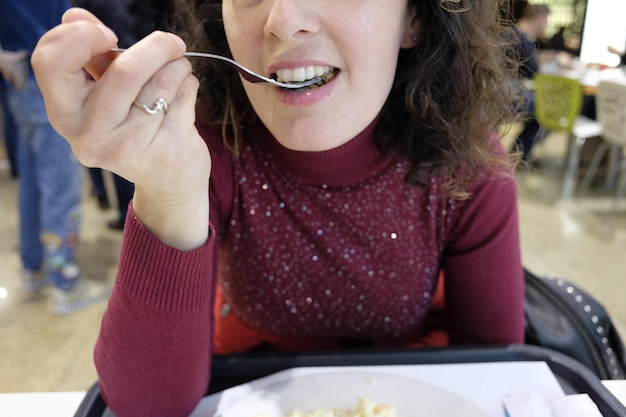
[222,0,417,151]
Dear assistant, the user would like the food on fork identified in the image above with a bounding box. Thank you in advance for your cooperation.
[255,396,397,417]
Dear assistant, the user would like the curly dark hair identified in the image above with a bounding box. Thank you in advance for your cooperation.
[172,0,518,198]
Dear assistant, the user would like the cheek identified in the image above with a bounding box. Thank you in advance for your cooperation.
[222,4,236,49]
[222,9,262,64]
[351,26,404,105]
[356,21,404,73]
[222,3,250,52]
[353,10,409,54]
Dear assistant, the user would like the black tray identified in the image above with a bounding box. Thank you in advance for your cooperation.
[74,344,626,417]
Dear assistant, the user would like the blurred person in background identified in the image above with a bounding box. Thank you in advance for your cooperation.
[547,26,567,52]
[509,3,550,161]
[0,48,24,178]
[545,26,579,56]
[607,45,626,67]
[0,0,109,313]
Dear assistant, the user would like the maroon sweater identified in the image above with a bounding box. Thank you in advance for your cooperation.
[95,121,524,417]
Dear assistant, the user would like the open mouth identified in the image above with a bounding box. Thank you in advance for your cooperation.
[273,65,338,92]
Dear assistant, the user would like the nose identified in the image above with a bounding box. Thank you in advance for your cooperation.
[263,0,320,42]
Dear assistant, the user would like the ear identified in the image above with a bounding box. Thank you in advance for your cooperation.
[400,6,421,49]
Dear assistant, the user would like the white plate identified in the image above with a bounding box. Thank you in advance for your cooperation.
[215,370,491,417]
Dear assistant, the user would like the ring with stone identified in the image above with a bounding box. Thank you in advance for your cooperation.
[133,97,168,115]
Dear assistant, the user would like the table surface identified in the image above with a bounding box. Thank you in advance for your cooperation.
[0,391,85,417]
[1,372,624,417]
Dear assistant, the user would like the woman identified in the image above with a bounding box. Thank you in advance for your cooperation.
[32,0,524,416]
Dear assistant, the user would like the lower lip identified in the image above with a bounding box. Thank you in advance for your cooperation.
[274,73,338,105]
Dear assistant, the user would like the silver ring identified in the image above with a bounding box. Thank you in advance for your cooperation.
[133,97,168,115]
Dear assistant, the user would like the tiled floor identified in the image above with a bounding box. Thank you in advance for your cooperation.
[0,161,122,393]
[0,130,625,394]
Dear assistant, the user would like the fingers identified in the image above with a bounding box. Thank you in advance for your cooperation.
[31,11,119,127]
[153,73,201,152]
[103,72,204,196]
[122,59,198,147]
[89,44,193,127]
[124,72,202,178]
[33,7,118,87]
[74,54,197,173]
[135,61,194,115]
[32,7,188,143]
[93,31,187,119]
[31,7,204,198]
[62,8,120,81]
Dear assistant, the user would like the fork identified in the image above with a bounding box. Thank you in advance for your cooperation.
[110,48,322,89]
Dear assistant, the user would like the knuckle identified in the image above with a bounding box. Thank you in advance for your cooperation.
[179,74,200,99]
[112,55,146,90]
[31,41,60,73]
[153,59,193,91]
[152,70,178,91]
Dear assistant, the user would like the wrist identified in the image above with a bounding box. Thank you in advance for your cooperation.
[132,187,209,251]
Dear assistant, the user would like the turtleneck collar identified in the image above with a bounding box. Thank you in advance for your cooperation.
[251,117,394,186]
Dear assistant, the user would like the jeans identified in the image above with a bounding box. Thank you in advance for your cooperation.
[112,172,134,221]
[513,89,541,161]
[8,77,83,290]
[88,167,134,220]
[1,81,19,177]
[88,167,108,203]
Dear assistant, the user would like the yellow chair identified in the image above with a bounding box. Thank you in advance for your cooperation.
[533,74,603,198]
[578,80,626,221]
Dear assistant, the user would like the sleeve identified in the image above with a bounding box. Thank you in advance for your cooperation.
[94,206,217,417]
[94,123,234,417]
[442,173,525,345]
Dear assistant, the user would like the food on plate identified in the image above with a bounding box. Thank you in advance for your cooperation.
[255,396,397,417]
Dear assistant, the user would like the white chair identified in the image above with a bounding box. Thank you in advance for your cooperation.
[578,80,626,221]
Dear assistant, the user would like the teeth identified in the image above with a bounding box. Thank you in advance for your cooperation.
[276,65,334,83]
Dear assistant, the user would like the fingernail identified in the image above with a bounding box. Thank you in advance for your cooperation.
[97,24,118,44]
